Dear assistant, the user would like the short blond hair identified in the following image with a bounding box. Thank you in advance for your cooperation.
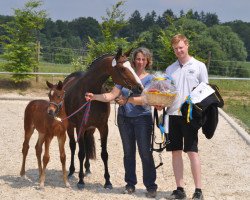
[171,34,189,46]
[131,47,153,70]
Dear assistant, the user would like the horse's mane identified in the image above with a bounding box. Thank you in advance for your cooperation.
[88,53,113,70]
[64,71,85,83]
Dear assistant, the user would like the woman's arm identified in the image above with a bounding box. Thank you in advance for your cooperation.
[115,95,146,105]
[85,87,121,102]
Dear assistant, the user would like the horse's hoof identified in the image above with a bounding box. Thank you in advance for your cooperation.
[104,183,113,190]
[39,184,45,190]
[67,172,74,179]
[65,182,71,188]
[84,171,91,177]
[77,182,85,190]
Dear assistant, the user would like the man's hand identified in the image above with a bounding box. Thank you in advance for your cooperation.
[154,105,164,111]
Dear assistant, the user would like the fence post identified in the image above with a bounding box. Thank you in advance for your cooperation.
[207,51,211,72]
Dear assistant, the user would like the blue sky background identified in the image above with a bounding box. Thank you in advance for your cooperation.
[0,0,249,23]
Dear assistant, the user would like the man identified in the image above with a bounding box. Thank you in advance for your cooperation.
[160,34,208,200]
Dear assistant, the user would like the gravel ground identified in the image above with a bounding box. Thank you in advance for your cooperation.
[0,95,249,200]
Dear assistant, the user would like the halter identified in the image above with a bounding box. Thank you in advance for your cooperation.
[113,58,134,91]
[48,91,65,117]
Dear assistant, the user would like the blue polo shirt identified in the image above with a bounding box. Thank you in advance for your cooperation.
[115,74,153,117]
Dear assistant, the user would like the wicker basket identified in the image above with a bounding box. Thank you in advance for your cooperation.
[144,91,177,107]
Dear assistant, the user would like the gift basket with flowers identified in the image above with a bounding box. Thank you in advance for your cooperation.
[143,75,178,107]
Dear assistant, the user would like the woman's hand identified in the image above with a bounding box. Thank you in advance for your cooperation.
[115,96,128,105]
[85,92,94,101]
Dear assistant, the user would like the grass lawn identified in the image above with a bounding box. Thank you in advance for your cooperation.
[210,79,250,133]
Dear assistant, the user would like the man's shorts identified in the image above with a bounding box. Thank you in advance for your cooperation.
[166,115,199,152]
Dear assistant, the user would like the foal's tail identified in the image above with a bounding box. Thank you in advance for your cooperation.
[84,128,96,160]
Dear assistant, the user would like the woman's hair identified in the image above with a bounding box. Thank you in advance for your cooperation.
[131,47,153,69]
[171,34,189,46]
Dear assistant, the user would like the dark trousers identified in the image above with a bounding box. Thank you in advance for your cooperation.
[117,114,157,191]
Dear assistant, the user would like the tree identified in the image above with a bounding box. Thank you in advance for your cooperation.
[208,25,247,61]
[119,10,144,41]
[83,1,130,68]
[224,20,250,61]
[0,0,46,82]
[202,12,219,27]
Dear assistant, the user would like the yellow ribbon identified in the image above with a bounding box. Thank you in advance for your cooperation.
[153,77,166,81]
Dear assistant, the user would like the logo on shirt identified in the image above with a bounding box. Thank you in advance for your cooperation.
[188,69,195,75]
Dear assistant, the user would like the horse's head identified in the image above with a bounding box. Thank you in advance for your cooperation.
[109,48,144,94]
[46,80,65,117]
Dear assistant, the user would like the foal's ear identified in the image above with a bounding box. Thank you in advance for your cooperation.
[46,81,53,89]
[115,47,122,60]
[124,48,133,57]
[57,81,63,90]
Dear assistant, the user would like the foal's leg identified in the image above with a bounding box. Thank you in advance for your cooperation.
[57,133,70,187]
[39,136,52,188]
[99,124,113,189]
[67,125,76,177]
[20,126,35,176]
[35,134,45,179]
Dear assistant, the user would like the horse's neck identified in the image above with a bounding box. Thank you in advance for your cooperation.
[58,104,67,119]
[82,62,110,89]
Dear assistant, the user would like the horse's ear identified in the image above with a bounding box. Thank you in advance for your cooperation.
[57,81,63,90]
[124,48,133,57]
[46,81,53,89]
[115,47,122,60]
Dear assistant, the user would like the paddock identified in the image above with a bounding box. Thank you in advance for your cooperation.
[0,98,249,200]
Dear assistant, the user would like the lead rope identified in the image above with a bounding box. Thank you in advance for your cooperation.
[77,101,91,141]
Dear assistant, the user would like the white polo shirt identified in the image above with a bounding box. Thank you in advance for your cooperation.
[166,57,208,115]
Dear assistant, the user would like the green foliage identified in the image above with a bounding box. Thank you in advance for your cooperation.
[208,25,247,61]
[0,0,46,82]
[83,1,131,67]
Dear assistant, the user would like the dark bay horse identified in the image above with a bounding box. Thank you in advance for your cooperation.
[64,48,143,189]
[20,81,70,188]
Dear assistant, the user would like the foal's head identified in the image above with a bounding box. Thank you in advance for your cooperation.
[110,48,144,94]
[46,81,65,117]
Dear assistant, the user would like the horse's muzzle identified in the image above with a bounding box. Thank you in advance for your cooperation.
[47,109,56,117]
[132,84,144,94]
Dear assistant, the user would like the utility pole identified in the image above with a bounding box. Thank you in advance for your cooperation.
[35,40,40,82]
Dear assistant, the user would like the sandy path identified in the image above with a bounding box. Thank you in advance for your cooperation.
[0,99,249,200]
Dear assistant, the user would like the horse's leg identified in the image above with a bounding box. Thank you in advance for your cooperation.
[84,128,96,176]
[20,125,35,176]
[35,133,45,179]
[67,124,76,177]
[84,157,91,176]
[99,124,113,189]
[77,132,86,189]
[39,136,52,188]
[57,133,70,187]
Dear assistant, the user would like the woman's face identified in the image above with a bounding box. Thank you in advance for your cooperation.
[134,52,148,70]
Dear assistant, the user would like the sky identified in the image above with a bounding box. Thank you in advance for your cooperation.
[0,0,250,23]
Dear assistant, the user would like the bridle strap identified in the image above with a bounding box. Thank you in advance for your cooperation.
[49,101,63,116]
[114,58,133,91]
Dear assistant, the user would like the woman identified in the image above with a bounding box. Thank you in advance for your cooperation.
[85,47,157,198]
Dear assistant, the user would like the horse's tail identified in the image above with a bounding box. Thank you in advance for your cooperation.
[84,128,96,160]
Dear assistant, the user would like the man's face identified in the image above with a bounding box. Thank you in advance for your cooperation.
[172,40,189,59]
